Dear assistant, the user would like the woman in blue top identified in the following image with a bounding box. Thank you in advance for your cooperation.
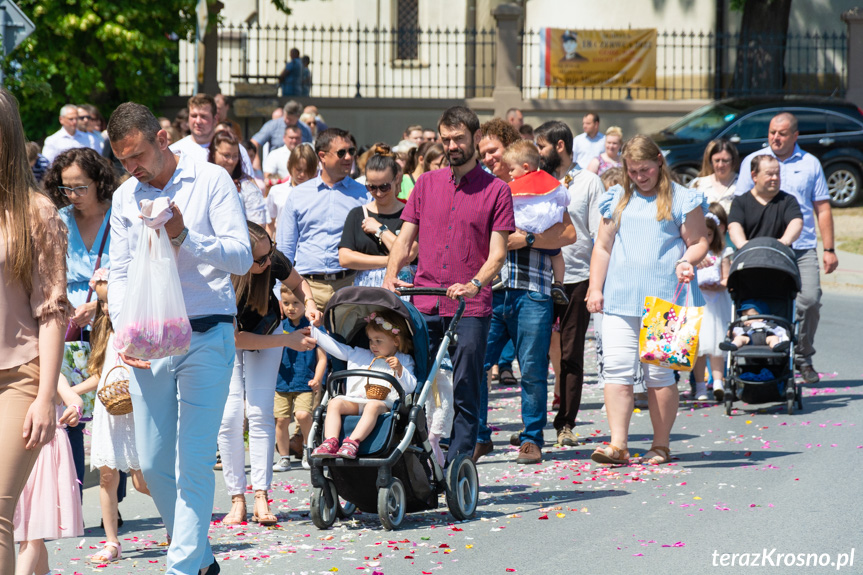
[587,135,709,466]
[43,147,116,496]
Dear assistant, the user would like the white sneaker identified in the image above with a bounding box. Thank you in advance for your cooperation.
[302,451,310,470]
[695,382,709,401]
[273,456,291,472]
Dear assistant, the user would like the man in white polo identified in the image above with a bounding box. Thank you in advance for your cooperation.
[42,104,91,163]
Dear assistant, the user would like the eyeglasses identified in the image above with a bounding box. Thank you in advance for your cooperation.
[330,147,357,159]
[365,182,393,193]
[254,240,275,266]
[78,115,92,121]
[58,182,92,197]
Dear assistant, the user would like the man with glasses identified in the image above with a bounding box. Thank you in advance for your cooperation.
[251,100,313,172]
[77,103,106,154]
[276,128,370,308]
[42,104,91,163]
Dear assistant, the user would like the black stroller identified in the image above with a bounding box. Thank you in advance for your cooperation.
[720,237,803,415]
[307,287,479,530]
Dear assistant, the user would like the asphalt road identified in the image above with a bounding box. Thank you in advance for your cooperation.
[43,288,863,575]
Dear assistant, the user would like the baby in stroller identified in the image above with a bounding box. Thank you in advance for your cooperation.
[729,300,790,351]
[310,310,417,459]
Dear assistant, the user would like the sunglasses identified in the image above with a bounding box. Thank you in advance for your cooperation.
[254,241,275,266]
[78,115,92,121]
[365,182,393,193]
[330,147,357,159]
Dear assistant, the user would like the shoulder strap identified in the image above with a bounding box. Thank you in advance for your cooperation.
[362,205,369,219]
[84,220,111,304]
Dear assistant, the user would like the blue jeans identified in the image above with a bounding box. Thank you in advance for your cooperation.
[424,313,490,465]
[480,289,553,447]
[129,323,235,575]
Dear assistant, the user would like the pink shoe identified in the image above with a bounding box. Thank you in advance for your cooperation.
[312,437,340,458]
[336,438,360,459]
[90,541,122,563]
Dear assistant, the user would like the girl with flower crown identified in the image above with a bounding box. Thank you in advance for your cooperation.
[311,309,416,459]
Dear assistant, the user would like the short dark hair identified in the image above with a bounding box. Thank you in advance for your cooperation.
[188,93,217,117]
[107,102,162,143]
[283,100,302,117]
[438,106,480,135]
[751,154,779,175]
[480,118,521,149]
[43,147,119,208]
[585,112,600,123]
[315,127,352,155]
[534,120,574,156]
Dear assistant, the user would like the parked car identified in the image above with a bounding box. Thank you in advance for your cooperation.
[652,97,863,207]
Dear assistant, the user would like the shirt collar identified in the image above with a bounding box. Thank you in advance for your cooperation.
[448,162,484,186]
[563,163,580,186]
[137,151,195,194]
[769,144,804,163]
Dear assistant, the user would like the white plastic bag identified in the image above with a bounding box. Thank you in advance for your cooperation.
[113,223,191,360]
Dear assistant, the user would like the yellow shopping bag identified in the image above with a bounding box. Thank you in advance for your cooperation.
[639,284,704,372]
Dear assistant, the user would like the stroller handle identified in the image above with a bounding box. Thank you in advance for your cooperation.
[395,287,467,319]
[325,369,406,405]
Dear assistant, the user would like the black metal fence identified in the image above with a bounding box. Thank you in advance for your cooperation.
[179,23,496,98]
[520,29,847,100]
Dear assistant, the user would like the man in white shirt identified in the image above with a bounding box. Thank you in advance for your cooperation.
[77,104,106,154]
[107,102,254,575]
[42,104,91,163]
[571,112,605,169]
[170,93,254,176]
[262,124,302,183]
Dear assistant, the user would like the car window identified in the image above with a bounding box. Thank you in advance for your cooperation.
[662,103,744,140]
[793,111,828,137]
[727,111,774,141]
[828,113,863,133]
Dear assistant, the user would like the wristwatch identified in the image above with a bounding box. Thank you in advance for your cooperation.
[525,232,536,246]
[823,248,835,253]
[171,227,189,247]
[375,224,389,239]
[470,278,482,290]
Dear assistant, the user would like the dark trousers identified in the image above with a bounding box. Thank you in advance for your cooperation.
[424,313,490,465]
[553,280,591,431]
[67,422,127,504]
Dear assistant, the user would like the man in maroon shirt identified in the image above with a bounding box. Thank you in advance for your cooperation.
[384,106,514,465]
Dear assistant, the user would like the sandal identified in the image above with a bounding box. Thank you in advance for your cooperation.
[643,445,672,465]
[336,437,360,459]
[312,437,340,458]
[251,491,278,526]
[499,370,517,386]
[222,494,247,525]
[590,444,630,465]
[90,541,122,563]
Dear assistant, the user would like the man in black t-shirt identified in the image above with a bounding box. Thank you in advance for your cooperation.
[728,155,803,248]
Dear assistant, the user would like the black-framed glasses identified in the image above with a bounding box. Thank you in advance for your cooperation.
[365,182,393,193]
[330,147,357,159]
[57,183,92,198]
[78,115,92,121]
[254,240,275,266]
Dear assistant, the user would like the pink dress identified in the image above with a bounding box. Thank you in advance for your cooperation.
[13,406,84,541]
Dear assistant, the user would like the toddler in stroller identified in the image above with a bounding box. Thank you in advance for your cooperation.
[729,300,790,351]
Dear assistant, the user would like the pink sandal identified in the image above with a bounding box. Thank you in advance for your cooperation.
[90,541,122,563]
[312,437,340,458]
[336,438,360,459]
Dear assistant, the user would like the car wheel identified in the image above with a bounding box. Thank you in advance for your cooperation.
[825,162,861,208]
[673,166,699,187]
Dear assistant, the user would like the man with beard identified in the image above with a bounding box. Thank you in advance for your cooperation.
[473,118,577,464]
[383,106,514,466]
[534,120,604,447]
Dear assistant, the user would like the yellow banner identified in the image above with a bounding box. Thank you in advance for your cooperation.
[540,28,657,87]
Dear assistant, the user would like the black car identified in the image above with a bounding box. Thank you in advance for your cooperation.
[651,97,863,207]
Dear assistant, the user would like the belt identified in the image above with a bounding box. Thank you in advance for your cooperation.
[305,270,354,282]
[189,314,234,333]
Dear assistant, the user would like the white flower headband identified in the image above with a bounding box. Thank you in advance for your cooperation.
[89,267,110,290]
[364,312,400,335]
[705,212,721,226]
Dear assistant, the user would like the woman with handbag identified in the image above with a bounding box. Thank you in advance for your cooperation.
[586,135,709,466]
[42,147,117,495]
[338,144,418,288]
[217,221,321,525]
[0,88,72,573]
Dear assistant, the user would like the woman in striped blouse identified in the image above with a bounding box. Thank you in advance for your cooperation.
[586,135,709,466]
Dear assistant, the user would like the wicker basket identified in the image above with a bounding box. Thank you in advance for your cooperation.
[97,365,133,416]
[365,356,392,400]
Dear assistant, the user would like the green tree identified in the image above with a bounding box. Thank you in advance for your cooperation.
[2,1,198,141]
[730,0,793,95]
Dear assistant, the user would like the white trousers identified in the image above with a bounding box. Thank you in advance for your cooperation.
[601,314,676,388]
[217,347,283,494]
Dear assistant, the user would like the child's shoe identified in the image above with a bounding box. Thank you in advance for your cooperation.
[311,437,340,458]
[336,438,360,459]
[694,381,709,401]
[551,282,569,305]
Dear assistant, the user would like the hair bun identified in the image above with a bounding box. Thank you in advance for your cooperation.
[372,143,393,157]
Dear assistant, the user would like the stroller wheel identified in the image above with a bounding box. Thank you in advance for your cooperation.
[446,453,479,521]
[377,478,406,530]
[310,478,339,529]
[786,380,795,415]
[337,498,357,519]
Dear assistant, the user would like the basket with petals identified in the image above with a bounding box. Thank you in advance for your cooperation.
[97,364,133,416]
[365,356,393,400]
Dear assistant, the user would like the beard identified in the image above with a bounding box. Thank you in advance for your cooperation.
[445,142,476,167]
[539,148,562,175]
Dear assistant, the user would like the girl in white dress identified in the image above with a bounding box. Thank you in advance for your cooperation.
[694,213,733,401]
[85,270,150,564]
[311,310,416,459]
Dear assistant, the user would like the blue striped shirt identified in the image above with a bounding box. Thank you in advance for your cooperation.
[600,182,708,317]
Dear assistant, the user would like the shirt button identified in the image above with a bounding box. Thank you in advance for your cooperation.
[443,264,447,269]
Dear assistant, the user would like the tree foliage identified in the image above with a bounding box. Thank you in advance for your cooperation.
[2,1,198,141]
[730,0,793,95]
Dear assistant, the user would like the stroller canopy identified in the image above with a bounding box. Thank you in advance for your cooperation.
[322,287,430,385]
[727,237,801,302]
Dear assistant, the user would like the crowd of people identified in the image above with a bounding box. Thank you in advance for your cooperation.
[0,84,839,575]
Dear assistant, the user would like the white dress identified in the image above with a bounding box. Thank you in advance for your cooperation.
[512,183,570,234]
[697,247,733,356]
[90,333,141,472]
[311,326,416,408]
